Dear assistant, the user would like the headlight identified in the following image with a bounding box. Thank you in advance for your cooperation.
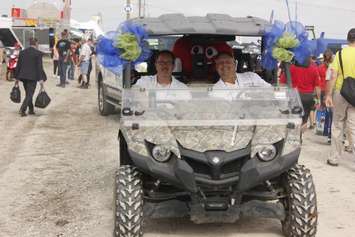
[256,145,277,162]
[152,145,171,162]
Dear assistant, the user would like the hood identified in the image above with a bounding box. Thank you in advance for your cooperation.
[127,125,286,153]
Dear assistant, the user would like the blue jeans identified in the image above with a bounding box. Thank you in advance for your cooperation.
[58,59,68,85]
[68,61,74,80]
[80,61,90,75]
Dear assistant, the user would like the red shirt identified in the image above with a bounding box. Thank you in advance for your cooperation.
[280,64,320,93]
[317,63,327,92]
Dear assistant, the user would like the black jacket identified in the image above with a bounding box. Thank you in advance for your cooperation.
[14,47,47,82]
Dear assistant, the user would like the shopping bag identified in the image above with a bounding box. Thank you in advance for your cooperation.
[315,109,326,136]
[323,108,332,137]
[35,89,51,108]
[10,84,21,103]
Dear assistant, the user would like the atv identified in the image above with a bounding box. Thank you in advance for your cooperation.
[113,13,317,237]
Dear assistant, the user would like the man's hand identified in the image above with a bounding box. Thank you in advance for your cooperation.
[325,95,333,107]
[39,80,44,89]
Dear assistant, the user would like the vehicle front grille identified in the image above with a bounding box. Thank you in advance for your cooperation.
[179,143,251,186]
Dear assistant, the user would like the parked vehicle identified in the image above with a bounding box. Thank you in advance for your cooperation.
[96,13,318,237]
[5,44,20,80]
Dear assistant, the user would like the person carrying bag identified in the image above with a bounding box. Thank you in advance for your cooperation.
[325,28,355,166]
[14,37,47,117]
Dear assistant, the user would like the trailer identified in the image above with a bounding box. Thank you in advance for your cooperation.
[0,17,22,48]
[12,26,51,53]
[0,16,52,54]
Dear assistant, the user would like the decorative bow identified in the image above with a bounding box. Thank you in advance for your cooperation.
[262,21,326,70]
[96,22,151,74]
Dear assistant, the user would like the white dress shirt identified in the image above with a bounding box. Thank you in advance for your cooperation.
[135,75,188,89]
[134,75,191,100]
[210,72,270,100]
[213,72,270,89]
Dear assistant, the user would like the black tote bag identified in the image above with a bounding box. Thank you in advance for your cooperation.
[10,84,21,103]
[35,89,51,108]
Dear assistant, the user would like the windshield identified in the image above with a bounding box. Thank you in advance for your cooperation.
[121,87,303,128]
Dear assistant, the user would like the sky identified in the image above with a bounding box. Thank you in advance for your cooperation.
[1,0,355,39]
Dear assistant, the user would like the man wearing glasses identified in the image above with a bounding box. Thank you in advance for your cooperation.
[134,50,191,101]
[135,50,188,89]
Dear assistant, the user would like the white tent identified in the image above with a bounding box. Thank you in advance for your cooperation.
[70,19,104,38]
[0,17,12,28]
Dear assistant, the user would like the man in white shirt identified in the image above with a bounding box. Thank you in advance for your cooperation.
[211,52,270,99]
[77,38,92,88]
[135,50,191,100]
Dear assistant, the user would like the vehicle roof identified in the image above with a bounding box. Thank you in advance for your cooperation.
[130,13,269,37]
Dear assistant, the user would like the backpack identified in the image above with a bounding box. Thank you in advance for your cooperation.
[339,50,355,106]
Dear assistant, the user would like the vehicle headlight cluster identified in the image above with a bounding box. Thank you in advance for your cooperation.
[255,145,277,162]
[151,145,172,162]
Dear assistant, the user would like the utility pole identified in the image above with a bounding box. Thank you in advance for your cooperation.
[138,0,142,18]
[143,0,146,18]
[126,0,131,20]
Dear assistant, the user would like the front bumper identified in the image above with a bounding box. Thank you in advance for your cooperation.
[128,146,300,193]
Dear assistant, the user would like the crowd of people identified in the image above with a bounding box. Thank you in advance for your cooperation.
[0,28,96,117]
[276,29,355,166]
[53,30,95,89]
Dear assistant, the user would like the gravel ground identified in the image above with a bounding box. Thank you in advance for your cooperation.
[0,60,355,237]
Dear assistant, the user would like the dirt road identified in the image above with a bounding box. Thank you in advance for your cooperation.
[0,61,355,237]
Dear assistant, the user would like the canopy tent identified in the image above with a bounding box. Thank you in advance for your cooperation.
[70,19,104,38]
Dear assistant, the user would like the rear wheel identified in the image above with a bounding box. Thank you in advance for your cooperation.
[281,164,317,237]
[114,165,144,237]
[98,82,115,116]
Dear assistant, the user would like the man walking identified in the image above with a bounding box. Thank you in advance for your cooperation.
[325,28,355,166]
[56,31,71,87]
[14,38,47,117]
[77,38,92,89]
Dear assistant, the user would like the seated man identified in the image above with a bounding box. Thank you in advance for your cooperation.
[135,50,188,89]
[134,50,191,100]
[210,52,270,100]
[213,52,270,89]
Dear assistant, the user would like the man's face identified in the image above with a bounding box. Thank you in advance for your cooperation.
[155,53,174,78]
[215,54,236,80]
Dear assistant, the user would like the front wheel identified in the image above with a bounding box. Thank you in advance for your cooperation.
[114,165,144,237]
[281,164,318,237]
